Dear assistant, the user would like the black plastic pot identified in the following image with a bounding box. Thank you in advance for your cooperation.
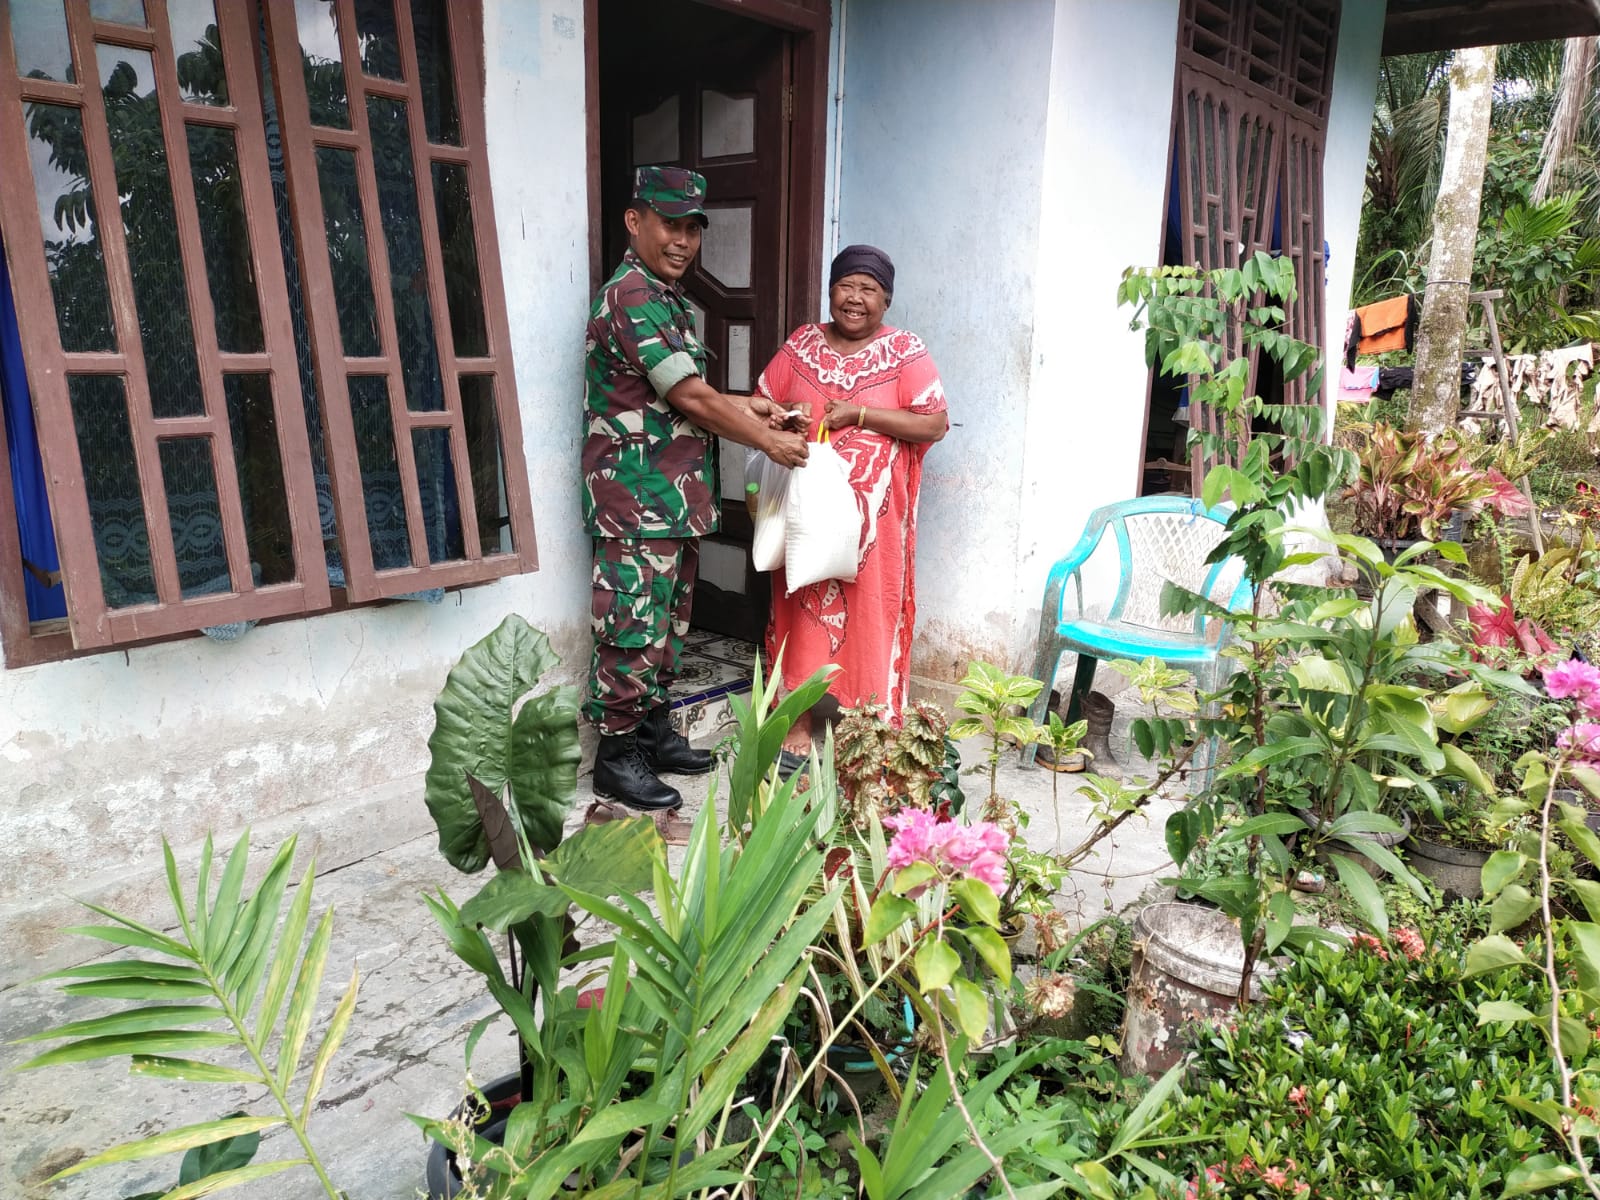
[1298,809,1411,879]
[1404,832,1490,901]
[425,1073,523,1199]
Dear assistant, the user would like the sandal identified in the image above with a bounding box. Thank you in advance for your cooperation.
[653,809,694,846]
[584,798,646,826]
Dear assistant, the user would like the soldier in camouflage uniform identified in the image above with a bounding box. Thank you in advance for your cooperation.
[583,165,809,812]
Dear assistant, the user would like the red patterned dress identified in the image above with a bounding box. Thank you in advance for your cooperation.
[755,324,947,719]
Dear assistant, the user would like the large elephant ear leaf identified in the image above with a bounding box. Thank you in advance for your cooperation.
[507,684,582,854]
[425,616,563,872]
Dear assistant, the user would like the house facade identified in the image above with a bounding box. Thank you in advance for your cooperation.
[1,0,1592,980]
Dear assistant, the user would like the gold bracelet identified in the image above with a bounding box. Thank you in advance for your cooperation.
[857,405,867,427]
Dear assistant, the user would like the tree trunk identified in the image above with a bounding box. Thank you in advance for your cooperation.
[1409,45,1498,437]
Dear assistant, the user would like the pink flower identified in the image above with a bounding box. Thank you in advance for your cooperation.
[1287,1084,1308,1114]
[1394,927,1427,960]
[1558,722,1600,766]
[884,810,1012,897]
[1261,1165,1289,1189]
[884,809,939,870]
[1544,660,1600,713]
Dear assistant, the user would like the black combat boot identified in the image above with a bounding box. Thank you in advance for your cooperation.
[593,730,682,811]
[637,704,714,775]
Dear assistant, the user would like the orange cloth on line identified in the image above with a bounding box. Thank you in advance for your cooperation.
[1354,294,1412,355]
[755,324,947,720]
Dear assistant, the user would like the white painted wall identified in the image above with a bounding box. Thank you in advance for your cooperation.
[831,0,1057,679]
[0,0,594,972]
[1016,0,1183,666]
[1324,0,1388,398]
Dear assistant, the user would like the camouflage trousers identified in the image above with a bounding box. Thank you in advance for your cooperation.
[584,535,699,734]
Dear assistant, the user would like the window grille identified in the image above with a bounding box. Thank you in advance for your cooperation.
[0,0,537,658]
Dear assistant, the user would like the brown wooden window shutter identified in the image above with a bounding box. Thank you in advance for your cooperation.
[0,0,536,656]
[1170,0,1339,488]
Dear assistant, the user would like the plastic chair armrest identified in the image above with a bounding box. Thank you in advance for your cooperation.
[1042,524,1105,624]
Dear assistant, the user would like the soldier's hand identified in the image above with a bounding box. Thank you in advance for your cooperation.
[764,430,809,468]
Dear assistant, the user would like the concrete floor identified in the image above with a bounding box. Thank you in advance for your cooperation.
[0,695,1179,1200]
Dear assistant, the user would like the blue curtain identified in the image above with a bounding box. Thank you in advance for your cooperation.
[0,231,66,621]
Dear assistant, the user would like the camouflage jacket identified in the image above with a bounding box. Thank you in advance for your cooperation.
[582,251,719,538]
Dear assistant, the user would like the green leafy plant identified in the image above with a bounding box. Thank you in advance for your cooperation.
[1509,533,1600,640]
[948,661,1043,824]
[853,1039,1178,1200]
[834,698,954,824]
[1161,912,1586,1199]
[16,832,357,1199]
[1164,533,1504,991]
[419,659,858,1199]
[1034,709,1088,844]
[423,614,583,871]
[1460,675,1600,1197]
[1001,843,1069,928]
[1121,254,1511,998]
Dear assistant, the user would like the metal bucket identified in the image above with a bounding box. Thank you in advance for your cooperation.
[1120,902,1270,1077]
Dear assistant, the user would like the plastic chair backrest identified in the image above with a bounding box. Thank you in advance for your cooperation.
[1091,498,1244,641]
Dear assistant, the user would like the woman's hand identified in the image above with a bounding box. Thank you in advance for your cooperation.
[823,399,865,429]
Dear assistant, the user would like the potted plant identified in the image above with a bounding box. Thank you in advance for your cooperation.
[832,698,963,824]
[1340,420,1527,558]
[416,635,847,1196]
[1121,254,1496,1011]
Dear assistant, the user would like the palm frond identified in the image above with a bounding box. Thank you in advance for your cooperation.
[1534,37,1599,202]
[17,832,352,1199]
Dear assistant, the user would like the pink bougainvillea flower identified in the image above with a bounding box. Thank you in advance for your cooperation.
[939,822,1009,893]
[1544,660,1600,706]
[1558,722,1600,766]
[884,810,1012,897]
[884,808,939,871]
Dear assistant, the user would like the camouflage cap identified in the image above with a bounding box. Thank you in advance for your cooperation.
[633,165,710,226]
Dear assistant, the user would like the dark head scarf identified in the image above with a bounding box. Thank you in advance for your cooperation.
[829,244,894,299]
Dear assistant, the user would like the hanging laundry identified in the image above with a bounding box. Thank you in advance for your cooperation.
[1371,361,1478,400]
[1337,365,1380,403]
[1352,294,1417,355]
[1470,343,1599,434]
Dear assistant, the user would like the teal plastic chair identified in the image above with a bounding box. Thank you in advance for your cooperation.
[1022,496,1252,779]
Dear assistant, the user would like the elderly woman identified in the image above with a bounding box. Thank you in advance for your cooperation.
[755,245,949,761]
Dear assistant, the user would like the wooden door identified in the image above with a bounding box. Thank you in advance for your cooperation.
[600,0,791,643]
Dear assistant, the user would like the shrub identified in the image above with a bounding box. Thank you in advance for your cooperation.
[1162,914,1585,1199]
